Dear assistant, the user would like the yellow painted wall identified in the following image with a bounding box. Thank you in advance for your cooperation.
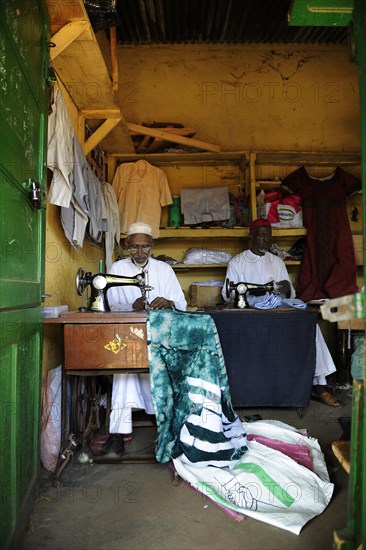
[117,43,360,153]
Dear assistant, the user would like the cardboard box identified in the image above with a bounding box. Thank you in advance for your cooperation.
[189,285,224,307]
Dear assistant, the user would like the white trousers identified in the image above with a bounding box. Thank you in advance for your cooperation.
[109,373,155,434]
[313,325,337,386]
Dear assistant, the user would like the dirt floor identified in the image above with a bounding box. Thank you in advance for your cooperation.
[22,386,352,550]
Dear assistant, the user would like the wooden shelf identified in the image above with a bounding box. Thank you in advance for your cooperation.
[252,151,361,166]
[271,228,306,237]
[255,180,282,187]
[172,261,299,269]
[158,227,250,238]
[109,151,249,166]
[172,263,228,271]
[121,227,306,240]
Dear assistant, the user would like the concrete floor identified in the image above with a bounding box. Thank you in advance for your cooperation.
[23,390,351,550]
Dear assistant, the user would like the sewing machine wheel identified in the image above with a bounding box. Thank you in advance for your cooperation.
[76,267,87,296]
[71,376,101,438]
[225,278,232,299]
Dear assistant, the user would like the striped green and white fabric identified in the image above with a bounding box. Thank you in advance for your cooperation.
[146,309,333,534]
[146,309,248,465]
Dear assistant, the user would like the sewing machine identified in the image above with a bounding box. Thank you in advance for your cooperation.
[225,278,275,309]
[76,268,153,312]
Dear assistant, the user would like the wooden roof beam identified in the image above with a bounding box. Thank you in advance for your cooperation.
[50,20,88,59]
[126,122,221,153]
[80,109,121,119]
[83,118,122,155]
[110,26,119,94]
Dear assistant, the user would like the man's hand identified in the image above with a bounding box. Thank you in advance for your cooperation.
[275,280,291,298]
[132,296,174,310]
[149,297,174,310]
[132,297,145,310]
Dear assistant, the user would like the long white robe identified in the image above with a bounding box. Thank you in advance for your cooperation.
[107,257,187,433]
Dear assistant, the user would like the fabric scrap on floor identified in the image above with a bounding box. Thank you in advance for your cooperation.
[146,309,334,535]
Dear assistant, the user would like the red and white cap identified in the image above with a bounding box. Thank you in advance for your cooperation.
[249,218,271,232]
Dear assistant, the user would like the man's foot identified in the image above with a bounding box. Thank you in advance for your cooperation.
[334,381,352,391]
[88,433,110,456]
[311,389,343,408]
[100,434,124,457]
[122,434,133,449]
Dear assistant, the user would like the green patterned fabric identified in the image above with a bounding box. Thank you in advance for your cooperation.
[146,309,248,464]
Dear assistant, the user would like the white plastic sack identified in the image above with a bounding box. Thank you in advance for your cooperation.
[183,248,232,265]
[40,365,62,472]
[173,419,334,535]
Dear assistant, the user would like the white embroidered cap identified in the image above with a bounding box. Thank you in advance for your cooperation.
[127,221,153,237]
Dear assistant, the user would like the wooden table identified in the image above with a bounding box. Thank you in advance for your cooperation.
[45,311,148,372]
[45,311,151,475]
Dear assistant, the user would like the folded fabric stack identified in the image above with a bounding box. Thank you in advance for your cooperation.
[246,294,307,309]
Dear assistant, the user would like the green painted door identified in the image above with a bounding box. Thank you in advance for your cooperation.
[0,1,49,547]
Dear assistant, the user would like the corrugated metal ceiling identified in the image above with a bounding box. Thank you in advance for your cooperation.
[107,0,349,45]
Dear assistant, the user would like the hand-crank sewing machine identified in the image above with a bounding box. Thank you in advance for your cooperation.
[76,267,153,312]
[225,278,275,309]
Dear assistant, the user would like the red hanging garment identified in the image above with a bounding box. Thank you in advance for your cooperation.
[281,166,361,302]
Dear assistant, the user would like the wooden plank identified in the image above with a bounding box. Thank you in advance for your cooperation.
[130,126,197,136]
[126,122,221,153]
[84,118,122,155]
[337,318,364,330]
[332,440,350,474]
[353,234,363,265]
[46,0,86,33]
[254,151,361,165]
[80,109,121,119]
[46,0,135,154]
[172,264,228,270]
[110,151,247,164]
[50,20,88,59]
[107,156,117,183]
[136,127,198,154]
[110,26,119,93]
[155,228,249,238]
[136,134,152,154]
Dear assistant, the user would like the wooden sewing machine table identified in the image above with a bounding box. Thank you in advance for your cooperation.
[44,311,153,476]
[46,310,149,371]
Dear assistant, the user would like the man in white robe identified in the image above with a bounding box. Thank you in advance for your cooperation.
[222,217,342,408]
[104,222,186,454]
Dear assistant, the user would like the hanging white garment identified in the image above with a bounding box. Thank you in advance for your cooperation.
[47,86,74,207]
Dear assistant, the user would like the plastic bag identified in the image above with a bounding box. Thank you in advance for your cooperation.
[351,336,364,380]
[40,365,62,472]
[183,248,232,265]
[83,0,121,32]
